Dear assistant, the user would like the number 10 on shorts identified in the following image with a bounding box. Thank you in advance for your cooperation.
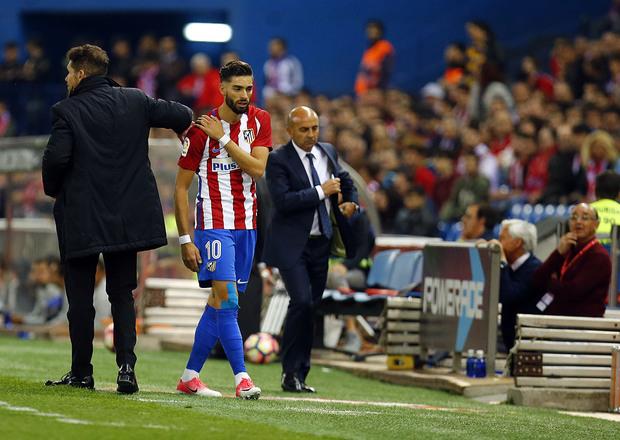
[205,240,222,260]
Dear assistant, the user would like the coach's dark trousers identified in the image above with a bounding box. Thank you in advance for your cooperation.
[64,250,138,378]
[279,236,330,382]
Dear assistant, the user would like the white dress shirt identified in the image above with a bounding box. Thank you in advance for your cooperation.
[510,252,531,272]
[292,141,332,236]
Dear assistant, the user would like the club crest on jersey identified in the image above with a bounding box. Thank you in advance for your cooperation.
[211,157,240,173]
[206,261,217,272]
[242,129,255,144]
[181,137,190,157]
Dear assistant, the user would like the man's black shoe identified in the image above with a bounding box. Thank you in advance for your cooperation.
[281,373,302,392]
[299,381,316,393]
[45,372,94,390]
[70,375,95,389]
[117,364,139,394]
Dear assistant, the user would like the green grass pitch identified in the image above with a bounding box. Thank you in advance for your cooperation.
[0,335,617,439]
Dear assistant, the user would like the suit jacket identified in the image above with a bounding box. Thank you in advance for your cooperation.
[42,76,192,260]
[262,141,358,269]
[530,239,611,317]
[499,254,542,312]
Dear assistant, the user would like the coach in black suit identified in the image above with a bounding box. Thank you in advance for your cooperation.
[488,219,542,352]
[42,45,192,393]
[263,106,358,393]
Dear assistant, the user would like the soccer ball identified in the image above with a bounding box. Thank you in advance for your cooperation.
[103,323,115,352]
[244,332,279,364]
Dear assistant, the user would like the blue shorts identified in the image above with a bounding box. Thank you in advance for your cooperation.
[194,229,257,293]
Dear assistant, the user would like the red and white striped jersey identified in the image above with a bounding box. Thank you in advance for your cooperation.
[177,105,272,230]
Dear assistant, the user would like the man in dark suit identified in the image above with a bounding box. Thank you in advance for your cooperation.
[42,44,192,393]
[489,219,542,351]
[263,106,358,393]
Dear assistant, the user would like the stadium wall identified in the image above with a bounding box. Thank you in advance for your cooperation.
[0,0,610,97]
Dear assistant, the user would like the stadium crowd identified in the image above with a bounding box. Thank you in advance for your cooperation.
[3,8,620,342]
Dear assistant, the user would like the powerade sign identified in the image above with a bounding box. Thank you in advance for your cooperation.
[420,245,497,353]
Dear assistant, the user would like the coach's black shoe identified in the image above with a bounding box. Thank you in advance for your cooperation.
[299,381,316,393]
[45,371,72,387]
[69,375,95,389]
[117,364,139,394]
[45,372,94,390]
[281,373,302,392]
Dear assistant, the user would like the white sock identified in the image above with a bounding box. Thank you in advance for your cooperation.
[234,371,250,386]
[182,369,200,382]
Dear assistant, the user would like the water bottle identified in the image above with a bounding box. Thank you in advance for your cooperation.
[3,311,13,329]
[466,349,476,378]
[475,349,487,378]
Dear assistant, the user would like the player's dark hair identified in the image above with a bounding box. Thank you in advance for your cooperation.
[66,44,109,76]
[220,60,253,82]
[595,170,620,200]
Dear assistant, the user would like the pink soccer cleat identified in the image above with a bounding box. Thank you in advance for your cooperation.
[236,377,261,400]
[177,377,222,397]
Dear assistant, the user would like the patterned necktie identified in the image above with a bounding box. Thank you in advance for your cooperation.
[306,153,333,239]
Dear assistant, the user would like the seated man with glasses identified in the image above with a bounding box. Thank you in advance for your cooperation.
[530,203,611,317]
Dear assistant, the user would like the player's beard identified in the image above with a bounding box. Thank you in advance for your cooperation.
[226,95,249,115]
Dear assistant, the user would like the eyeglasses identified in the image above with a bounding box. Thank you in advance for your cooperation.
[569,215,596,222]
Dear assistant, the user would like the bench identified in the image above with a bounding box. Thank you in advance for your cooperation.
[141,278,209,338]
[381,297,421,369]
[512,313,620,390]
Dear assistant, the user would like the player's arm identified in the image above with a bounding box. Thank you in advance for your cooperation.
[195,115,269,180]
[174,168,202,272]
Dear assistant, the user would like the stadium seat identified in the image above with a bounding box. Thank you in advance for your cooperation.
[544,204,556,219]
[444,222,463,242]
[521,204,533,221]
[365,249,400,288]
[509,203,523,219]
[386,251,423,291]
[530,204,544,223]
[555,205,568,218]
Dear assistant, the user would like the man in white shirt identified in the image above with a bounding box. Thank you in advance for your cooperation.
[263,106,358,393]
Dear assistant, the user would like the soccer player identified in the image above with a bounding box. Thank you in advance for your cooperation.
[174,60,271,399]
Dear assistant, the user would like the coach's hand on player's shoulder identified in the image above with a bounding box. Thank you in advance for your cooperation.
[321,178,341,196]
[196,115,225,140]
[181,242,203,272]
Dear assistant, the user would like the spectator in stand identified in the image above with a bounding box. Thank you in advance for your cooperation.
[489,219,541,352]
[0,101,16,137]
[355,20,395,96]
[263,37,304,101]
[440,152,490,221]
[465,20,504,77]
[591,170,620,244]
[431,154,457,214]
[524,125,557,202]
[108,37,133,86]
[0,41,22,83]
[177,53,221,115]
[22,38,51,134]
[531,203,611,317]
[157,36,186,101]
[458,202,498,241]
[541,124,587,204]
[469,61,514,123]
[581,130,616,201]
[459,125,500,192]
[393,185,437,236]
[429,116,462,159]
[402,144,435,197]
[518,56,555,99]
[442,42,466,86]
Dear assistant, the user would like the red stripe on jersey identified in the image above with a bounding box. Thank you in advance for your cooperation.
[228,123,247,228]
[251,180,257,229]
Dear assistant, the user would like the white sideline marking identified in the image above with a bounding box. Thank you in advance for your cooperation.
[0,400,176,430]
[560,411,620,423]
